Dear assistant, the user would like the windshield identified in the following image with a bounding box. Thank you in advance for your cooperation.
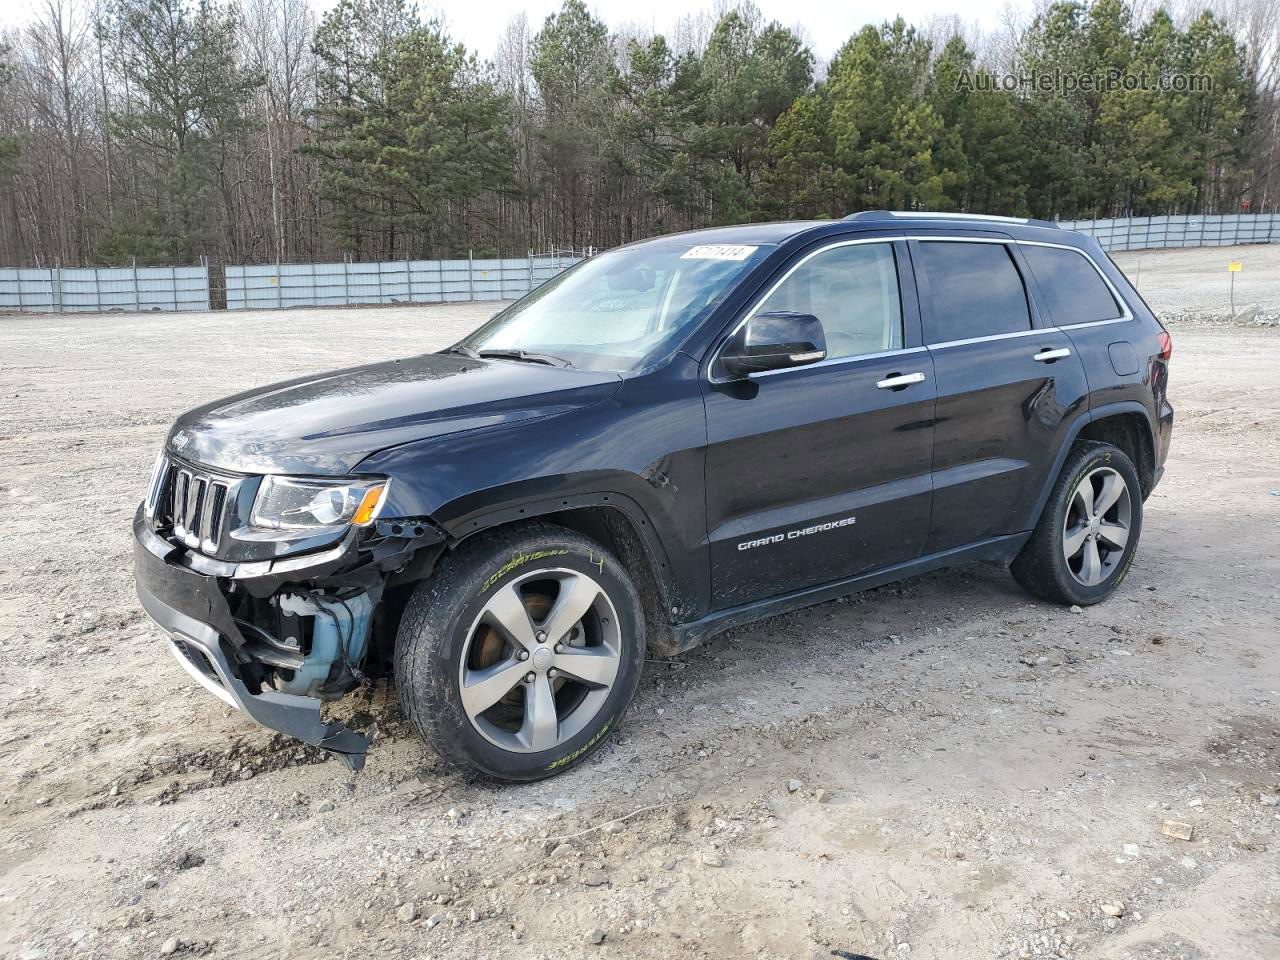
[457,241,772,373]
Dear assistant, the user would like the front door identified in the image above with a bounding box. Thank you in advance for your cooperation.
[701,238,936,608]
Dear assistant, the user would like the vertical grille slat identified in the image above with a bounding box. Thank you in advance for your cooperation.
[188,476,207,536]
[161,463,177,521]
[155,456,238,553]
[201,482,228,550]
[172,470,191,539]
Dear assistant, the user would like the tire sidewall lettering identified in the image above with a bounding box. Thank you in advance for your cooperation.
[437,537,643,776]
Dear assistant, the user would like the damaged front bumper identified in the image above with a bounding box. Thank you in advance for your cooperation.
[133,511,376,770]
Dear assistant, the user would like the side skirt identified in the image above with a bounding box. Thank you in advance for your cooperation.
[672,532,1030,653]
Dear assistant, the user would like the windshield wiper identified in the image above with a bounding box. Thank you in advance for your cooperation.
[476,348,573,368]
[443,344,480,360]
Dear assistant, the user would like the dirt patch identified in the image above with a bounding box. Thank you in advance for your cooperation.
[1,251,1278,959]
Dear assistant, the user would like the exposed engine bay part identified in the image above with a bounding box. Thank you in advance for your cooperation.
[132,509,448,771]
[136,566,374,771]
[273,590,375,699]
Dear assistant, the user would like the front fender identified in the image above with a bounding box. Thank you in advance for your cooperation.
[356,358,712,622]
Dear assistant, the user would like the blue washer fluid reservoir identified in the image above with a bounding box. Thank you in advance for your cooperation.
[275,591,374,699]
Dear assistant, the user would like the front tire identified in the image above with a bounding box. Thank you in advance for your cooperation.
[1011,441,1143,606]
[395,523,644,782]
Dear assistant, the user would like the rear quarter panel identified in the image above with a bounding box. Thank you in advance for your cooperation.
[1055,239,1172,469]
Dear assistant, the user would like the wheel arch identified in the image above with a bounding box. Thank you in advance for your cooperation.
[1028,401,1157,531]
[1075,409,1156,497]
[442,493,681,657]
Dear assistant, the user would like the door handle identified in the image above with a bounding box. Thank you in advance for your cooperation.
[1033,347,1072,363]
[876,371,926,390]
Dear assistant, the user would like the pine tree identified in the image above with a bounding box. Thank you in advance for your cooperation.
[530,0,616,247]
[101,0,261,262]
[823,19,954,212]
[693,8,812,223]
[927,35,1028,215]
[309,1,513,257]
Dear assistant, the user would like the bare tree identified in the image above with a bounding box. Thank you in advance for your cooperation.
[495,13,540,248]
[0,0,1275,264]
[240,0,316,263]
[12,0,96,262]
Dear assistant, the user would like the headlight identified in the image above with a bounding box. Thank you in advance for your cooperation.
[250,476,389,531]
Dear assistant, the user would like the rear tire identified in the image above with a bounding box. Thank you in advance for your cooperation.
[1011,441,1143,606]
[395,522,644,782]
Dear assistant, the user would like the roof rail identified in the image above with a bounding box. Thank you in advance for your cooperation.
[843,210,1061,230]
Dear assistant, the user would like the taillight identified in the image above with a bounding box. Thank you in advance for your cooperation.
[1157,331,1172,361]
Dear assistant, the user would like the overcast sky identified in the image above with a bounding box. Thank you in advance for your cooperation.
[0,0,1023,61]
[425,0,1017,60]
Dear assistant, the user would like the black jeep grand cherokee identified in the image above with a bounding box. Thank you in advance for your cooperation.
[134,211,1174,780]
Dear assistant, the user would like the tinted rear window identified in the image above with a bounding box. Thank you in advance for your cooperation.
[1021,245,1122,326]
[917,242,1031,343]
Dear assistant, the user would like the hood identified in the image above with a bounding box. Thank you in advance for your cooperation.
[167,353,623,476]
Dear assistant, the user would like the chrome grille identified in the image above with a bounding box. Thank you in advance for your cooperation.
[149,455,237,552]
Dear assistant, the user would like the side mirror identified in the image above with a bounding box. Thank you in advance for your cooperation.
[720,311,827,379]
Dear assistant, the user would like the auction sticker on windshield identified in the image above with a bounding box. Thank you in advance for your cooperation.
[681,245,758,261]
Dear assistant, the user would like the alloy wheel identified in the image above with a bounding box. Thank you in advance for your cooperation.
[458,569,621,752]
[1062,466,1132,586]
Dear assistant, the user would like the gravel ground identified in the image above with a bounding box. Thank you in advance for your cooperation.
[1114,243,1280,324]
[1,245,1277,960]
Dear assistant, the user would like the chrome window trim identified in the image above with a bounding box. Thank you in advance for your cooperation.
[1056,316,1131,330]
[928,327,1050,351]
[708,236,905,384]
[707,233,1134,384]
[908,235,1009,244]
[745,345,929,380]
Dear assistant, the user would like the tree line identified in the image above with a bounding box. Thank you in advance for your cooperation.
[0,0,1277,267]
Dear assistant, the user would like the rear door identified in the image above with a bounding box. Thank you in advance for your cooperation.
[909,235,1089,553]
[701,237,936,608]
[1017,240,1147,407]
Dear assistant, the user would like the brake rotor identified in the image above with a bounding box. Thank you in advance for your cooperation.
[470,592,553,669]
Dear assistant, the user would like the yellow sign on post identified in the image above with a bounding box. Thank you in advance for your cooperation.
[1228,261,1242,272]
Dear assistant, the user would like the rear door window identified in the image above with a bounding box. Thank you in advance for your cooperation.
[1021,245,1122,326]
[917,241,1031,343]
